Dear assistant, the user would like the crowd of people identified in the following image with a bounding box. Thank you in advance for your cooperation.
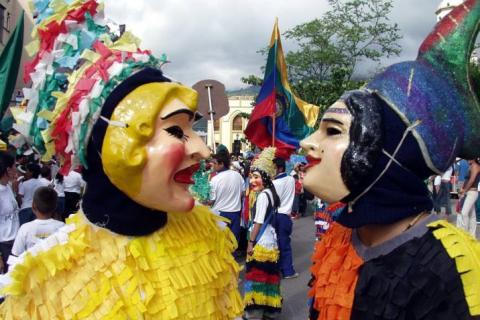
[205,147,308,276]
[430,158,480,237]
[0,151,85,273]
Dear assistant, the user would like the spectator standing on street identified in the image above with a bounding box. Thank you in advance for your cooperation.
[63,168,85,220]
[208,153,245,246]
[292,174,303,219]
[457,159,480,236]
[0,152,19,273]
[433,165,453,215]
[18,163,43,226]
[53,173,65,220]
[272,157,298,279]
[38,166,52,187]
[456,158,470,192]
[11,187,64,257]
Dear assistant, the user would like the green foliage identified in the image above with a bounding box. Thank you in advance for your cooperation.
[238,112,251,120]
[286,0,401,79]
[240,76,263,106]
[285,0,402,111]
[291,69,366,113]
[190,160,211,203]
[241,0,402,114]
[241,75,263,87]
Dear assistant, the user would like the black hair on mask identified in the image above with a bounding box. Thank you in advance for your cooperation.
[340,90,383,197]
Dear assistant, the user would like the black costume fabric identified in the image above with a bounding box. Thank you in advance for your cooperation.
[308,215,480,320]
[352,231,470,320]
[82,68,171,236]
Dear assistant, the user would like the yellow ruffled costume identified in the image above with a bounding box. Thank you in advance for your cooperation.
[429,220,480,316]
[0,206,243,319]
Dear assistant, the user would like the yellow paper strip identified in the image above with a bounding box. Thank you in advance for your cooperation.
[25,40,40,57]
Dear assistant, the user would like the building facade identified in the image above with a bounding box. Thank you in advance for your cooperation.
[206,95,254,154]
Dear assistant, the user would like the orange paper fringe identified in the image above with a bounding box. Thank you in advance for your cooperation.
[309,222,363,320]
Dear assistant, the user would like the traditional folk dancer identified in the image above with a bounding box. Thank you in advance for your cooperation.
[0,1,242,319]
[302,1,480,319]
[244,147,282,320]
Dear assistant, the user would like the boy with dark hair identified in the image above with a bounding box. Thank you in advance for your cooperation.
[212,152,231,170]
[39,166,52,187]
[18,163,43,225]
[11,187,64,257]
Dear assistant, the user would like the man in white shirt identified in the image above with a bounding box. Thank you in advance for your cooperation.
[272,158,298,279]
[63,169,85,220]
[11,187,64,257]
[208,153,245,245]
[18,163,43,226]
[0,152,20,273]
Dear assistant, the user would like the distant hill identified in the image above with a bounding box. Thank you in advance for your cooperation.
[227,85,260,97]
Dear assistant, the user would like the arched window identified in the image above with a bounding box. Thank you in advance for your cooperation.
[214,119,220,131]
[232,115,243,131]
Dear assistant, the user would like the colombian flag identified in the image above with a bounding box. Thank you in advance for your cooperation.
[244,18,320,159]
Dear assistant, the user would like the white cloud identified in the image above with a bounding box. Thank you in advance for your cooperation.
[104,0,441,89]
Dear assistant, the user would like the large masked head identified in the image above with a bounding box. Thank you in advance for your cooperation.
[99,77,210,213]
[79,68,210,235]
[301,91,383,203]
[301,1,480,227]
[13,1,210,235]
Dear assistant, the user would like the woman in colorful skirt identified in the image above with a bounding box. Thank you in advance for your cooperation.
[244,147,282,320]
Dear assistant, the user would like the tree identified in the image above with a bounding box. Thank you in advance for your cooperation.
[240,75,263,87]
[240,75,263,107]
[285,0,402,110]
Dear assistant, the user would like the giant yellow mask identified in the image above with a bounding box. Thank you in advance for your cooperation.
[102,82,210,213]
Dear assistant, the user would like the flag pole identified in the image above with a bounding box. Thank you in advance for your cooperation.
[206,84,216,154]
[271,113,276,147]
[271,17,278,148]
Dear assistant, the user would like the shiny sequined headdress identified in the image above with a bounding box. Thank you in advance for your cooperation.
[366,0,480,173]
[251,147,277,180]
[13,0,166,172]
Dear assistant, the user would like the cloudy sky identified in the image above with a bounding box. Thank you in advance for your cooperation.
[104,0,441,90]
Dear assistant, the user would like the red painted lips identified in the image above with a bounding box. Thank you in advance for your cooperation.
[305,155,321,170]
[173,163,200,184]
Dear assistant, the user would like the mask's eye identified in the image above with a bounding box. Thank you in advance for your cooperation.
[164,126,190,141]
[326,127,342,136]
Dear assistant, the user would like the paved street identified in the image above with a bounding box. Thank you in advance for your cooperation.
[278,215,315,320]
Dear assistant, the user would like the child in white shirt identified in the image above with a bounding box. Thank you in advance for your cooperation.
[11,187,65,256]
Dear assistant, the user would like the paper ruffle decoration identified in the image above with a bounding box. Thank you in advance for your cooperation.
[309,222,362,320]
[0,206,243,319]
[251,147,277,179]
[429,219,480,316]
[244,243,282,312]
[15,0,164,173]
[190,160,211,203]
